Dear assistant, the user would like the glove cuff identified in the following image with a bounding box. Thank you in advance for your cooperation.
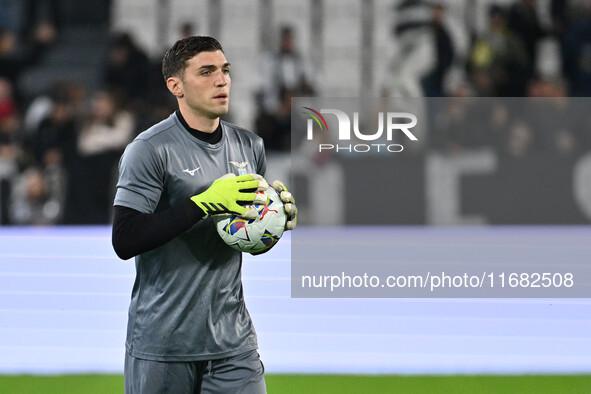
[190,196,231,216]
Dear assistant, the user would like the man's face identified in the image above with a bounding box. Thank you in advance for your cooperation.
[178,50,231,119]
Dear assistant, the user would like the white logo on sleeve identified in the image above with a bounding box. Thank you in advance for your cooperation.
[229,161,249,175]
[183,167,200,176]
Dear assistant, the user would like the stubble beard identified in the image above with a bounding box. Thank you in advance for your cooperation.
[211,103,229,119]
[187,97,230,120]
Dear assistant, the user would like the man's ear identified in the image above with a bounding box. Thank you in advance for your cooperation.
[166,77,183,98]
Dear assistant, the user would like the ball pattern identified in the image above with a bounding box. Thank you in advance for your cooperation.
[214,187,286,253]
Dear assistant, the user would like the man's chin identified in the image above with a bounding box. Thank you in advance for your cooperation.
[211,106,229,118]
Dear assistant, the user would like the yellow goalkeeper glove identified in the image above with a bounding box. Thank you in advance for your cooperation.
[272,180,297,230]
[191,173,267,219]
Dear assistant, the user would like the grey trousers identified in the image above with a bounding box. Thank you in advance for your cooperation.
[124,349,267,394]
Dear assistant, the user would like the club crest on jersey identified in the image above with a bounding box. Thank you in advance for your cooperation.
[229,161,249,175]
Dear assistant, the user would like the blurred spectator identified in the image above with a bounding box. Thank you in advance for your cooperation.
[0,79,20,167]
[484,100,512,153]
[0,25,54,106]
[23,81,84,136]
[67,89,135,224]
[255,26,315,152]
[105,32,152,102]
[0,78,17,123]
[0,28,21,85]
[255,87,294,152]
[23,82,82,166]
[421,3,455,97]
[384,0,435,97]
[467,5,529,96]
[77,90,135,156]
[432,98,491,153]
[256,25,315,115]
[9,167,61,225]
[506,120,535,157]
[506,0,546,82]
[561,2,591,96]
[550,0,570,35]
[20,0,61,43]
[179,21,197,38]
[20,82,81,224]
[0,112,20,167]
[0,77,20,224]
[527,79,581,155]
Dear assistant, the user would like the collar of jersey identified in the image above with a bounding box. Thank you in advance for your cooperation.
[173,111,226,149]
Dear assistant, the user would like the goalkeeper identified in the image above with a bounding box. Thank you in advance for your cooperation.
[112,36,296,394]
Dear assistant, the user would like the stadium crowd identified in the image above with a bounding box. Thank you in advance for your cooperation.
[0,0,591,225]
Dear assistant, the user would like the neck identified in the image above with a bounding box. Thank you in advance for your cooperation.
[177,104,219,133]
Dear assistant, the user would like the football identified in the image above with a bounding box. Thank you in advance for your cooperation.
[213,187,287,253]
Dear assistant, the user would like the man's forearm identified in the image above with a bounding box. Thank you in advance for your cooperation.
[112,200,204,260]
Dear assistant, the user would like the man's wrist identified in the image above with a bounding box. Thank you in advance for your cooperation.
[179,198,207,223]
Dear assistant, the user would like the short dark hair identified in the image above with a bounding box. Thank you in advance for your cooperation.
[161,36,223,81]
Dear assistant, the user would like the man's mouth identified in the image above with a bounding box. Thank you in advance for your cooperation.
[213,93,228,100]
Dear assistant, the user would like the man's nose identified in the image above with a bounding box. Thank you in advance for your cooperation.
[215,71,229,86]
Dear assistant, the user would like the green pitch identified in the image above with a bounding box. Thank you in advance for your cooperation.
[0,374,590,393]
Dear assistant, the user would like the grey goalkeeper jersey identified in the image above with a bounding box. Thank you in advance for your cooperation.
[114,113,266,361]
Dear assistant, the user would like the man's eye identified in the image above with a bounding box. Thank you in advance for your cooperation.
[222,69,230,75]
[201,71,211,76]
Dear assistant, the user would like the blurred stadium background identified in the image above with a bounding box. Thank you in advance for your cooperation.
[1,0,591,392]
